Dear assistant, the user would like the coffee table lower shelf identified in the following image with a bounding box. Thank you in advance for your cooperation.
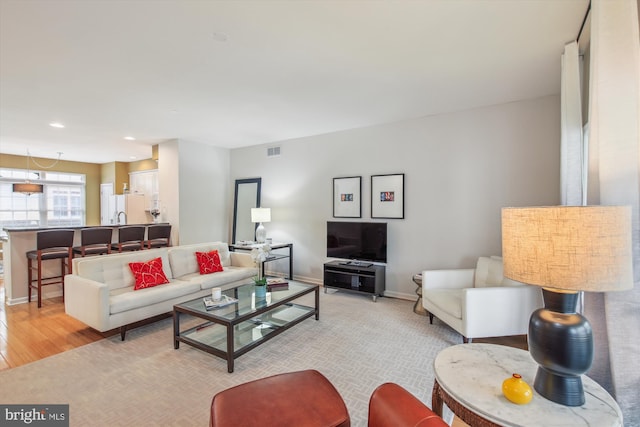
[173,283,319,373]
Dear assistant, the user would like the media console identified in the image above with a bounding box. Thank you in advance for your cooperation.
[323,260,385,302]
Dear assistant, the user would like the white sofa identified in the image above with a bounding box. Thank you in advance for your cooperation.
[65,242,257,340]
[422,256,543,343]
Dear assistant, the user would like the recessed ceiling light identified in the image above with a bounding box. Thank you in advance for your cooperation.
[129,156,137,160]
[124,136,136,140]
[212,32,229,42]
[49,122,65,128]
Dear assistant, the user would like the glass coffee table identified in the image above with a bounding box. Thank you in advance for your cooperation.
[173,280,319,372]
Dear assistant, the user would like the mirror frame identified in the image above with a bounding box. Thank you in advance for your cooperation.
[232,178,262,244]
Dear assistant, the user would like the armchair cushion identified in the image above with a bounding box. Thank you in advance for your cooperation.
[474,256,505,287]
[424,289,462,319]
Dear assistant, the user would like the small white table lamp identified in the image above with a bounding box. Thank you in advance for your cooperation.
[251,208,271,243]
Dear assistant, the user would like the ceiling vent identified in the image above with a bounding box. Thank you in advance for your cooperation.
[267,146,281,157]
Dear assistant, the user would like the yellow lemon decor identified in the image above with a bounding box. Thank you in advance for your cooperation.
[502,373,533,404]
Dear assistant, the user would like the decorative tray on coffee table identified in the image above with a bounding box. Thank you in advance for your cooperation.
[203,295,238,310]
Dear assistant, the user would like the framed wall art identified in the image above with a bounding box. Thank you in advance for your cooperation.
[333,176,362,218]
[371,173,404,219]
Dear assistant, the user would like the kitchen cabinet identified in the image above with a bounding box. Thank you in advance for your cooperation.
[129,170,158,211]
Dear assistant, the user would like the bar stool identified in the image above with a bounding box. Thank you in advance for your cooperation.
[27,229,75,308]
[144,224,171,249]
[111,226,145,252]
[73,227,113,257]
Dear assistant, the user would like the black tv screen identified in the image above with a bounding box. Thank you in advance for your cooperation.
[326,221,387,263]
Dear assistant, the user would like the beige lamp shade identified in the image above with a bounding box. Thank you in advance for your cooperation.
[501,206,633,292]
[251,208,271,223]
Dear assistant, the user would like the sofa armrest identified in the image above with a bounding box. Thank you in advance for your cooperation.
[230,251,255,268]
[461,285,543,337]
[368,383,448,427]
[64,274,111,332]
[422,268,475,291]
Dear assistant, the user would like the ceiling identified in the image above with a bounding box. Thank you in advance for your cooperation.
[0,0,590,164]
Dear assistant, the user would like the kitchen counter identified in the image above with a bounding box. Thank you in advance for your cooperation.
[2,223,169,305]
[3,223,164,232]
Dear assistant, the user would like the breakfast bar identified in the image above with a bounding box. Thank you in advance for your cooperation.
[1,223,165,305]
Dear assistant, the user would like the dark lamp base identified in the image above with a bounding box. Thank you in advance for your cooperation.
[528,289,593,407]
[534,366,585,406]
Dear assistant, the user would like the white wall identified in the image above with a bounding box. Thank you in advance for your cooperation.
[158,139,180,243]
[230,95,561,299]
[159,139,231,246]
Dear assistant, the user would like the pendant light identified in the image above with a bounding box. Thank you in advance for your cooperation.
[12,150,62,195]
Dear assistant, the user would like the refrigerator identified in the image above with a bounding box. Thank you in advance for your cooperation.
[108,194,147,225]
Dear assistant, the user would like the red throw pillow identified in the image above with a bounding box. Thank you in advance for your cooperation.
[196,250,224,275]
[129,257,170,290]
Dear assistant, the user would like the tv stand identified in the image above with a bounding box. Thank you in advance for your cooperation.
[323,261,385,302]
[340,261,373,268]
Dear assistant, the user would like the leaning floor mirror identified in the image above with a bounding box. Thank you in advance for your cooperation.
[232,178,261,244]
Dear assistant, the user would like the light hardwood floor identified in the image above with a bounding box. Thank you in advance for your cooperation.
[0,277,105,370]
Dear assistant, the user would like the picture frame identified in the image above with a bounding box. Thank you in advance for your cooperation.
[333,176,362,218]
[371,173,404,219]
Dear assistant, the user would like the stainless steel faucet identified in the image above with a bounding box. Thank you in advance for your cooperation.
[117,211,127,225]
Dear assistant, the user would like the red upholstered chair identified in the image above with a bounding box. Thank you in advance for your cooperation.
[368,383,448,427]
[210,370,447,427]
[210,370,350,427]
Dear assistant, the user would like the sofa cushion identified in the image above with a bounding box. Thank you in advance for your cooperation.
[196,250,224,274]
[110,280,201,314]
[178,266,256,290]
[169,242,231,278]
[129,257,170,290]
[423,289,462,319]
[73,248,172,291]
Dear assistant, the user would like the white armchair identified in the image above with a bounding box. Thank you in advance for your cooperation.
[422,256,543,343]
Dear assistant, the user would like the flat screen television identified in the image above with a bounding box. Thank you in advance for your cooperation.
[326,221,387,264]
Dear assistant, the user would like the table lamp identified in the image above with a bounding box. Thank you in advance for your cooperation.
[251,208,271,243]
[501,206,633,406]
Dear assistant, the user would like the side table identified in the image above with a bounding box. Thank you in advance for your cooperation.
[229,242,293,280]
[432,343,622,427]
[412,273,428,316]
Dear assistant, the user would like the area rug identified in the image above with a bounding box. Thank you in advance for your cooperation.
[0,290,459,426]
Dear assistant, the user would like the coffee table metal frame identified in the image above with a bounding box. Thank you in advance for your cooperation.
[173,281,319,373]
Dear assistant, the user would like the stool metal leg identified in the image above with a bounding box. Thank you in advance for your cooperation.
[28,258,32,303]
[61,257,65,302]
[37,255,43,308]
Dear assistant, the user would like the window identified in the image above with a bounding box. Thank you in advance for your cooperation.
[0,168,86,230]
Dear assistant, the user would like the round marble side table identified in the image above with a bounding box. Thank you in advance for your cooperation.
[432,343,623,427]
